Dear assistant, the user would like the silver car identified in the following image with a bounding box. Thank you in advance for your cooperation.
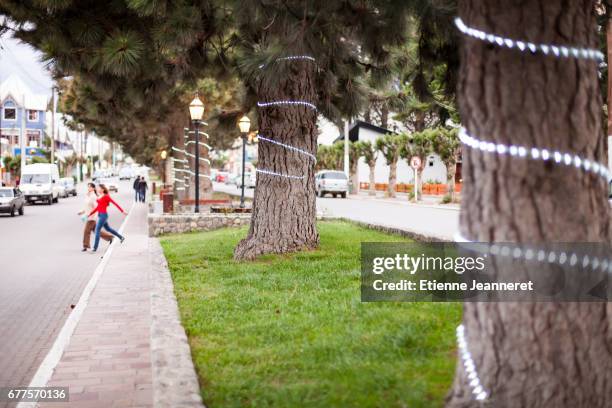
[315,170,348,198]
[0,187,26,217]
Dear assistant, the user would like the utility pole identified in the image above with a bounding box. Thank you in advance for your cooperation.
[20,94,26,174]
[51,86,56,165]
[79,131,84,182]
[343,119,350,177]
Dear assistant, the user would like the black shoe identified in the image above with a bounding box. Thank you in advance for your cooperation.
[82,248,88,252]
[120,237,125,244]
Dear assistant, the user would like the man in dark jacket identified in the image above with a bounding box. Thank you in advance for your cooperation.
[133,176,140,202]
[138,177,148,202]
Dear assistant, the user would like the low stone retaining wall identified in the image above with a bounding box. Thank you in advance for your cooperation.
[148,213,251,237]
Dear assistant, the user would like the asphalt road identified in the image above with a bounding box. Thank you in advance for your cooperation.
[213,181,459,240]
[0,180,133,398]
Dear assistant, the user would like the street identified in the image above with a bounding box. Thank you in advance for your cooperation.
[213,182,459,240]
[0,181,133,398]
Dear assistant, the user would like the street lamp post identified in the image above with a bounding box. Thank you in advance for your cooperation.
[189,95,205,213]
[238,115,251,209]
[160,149,167,187]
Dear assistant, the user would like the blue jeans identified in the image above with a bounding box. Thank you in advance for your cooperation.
[93,213,124,250]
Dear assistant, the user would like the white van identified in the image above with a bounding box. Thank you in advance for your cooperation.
[20,163,62,205]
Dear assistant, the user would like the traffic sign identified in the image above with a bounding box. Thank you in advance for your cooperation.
[410,156,421,169]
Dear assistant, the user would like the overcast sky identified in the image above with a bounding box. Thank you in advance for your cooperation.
[0,33,53,97]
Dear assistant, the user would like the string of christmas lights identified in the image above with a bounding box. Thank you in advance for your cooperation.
[257,134,317,162]
[255,168,304,180]
[454,17,604,61]
[454,231,612,273]
[459,127,610,181]
[257,100,317,111]
[456,325,488,401]
[185,140,212,149]
[255,55,318,180]
[259,55,316,69]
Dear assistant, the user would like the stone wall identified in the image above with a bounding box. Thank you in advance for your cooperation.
[148,213,251,237]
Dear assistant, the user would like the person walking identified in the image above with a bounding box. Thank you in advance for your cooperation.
[79,182,113,252]
[133,176,141,202]
[138,177,148,203]
[89,184,127,253]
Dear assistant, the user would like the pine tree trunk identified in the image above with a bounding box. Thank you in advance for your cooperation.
[387,159,397,198]
[368,162,376,196]
[234,59,319,260]
[447,1,611,407]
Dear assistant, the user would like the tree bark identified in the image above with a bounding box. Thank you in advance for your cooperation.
[387,159,397,198]
[350,159,359,195]
[368,161,376,196]
[234,59,319,260]
[446,160,456,202]
[448,1,611,407]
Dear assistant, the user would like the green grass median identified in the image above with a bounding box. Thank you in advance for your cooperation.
[160,221,461,408]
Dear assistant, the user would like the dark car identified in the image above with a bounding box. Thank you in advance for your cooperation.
[0,187,26,217]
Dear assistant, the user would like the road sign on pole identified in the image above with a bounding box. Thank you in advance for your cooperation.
[410,156,421,202]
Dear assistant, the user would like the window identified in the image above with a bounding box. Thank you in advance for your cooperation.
[3,108,16,120]
[28,110,38,121]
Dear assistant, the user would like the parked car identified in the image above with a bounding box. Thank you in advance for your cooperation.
[225,173,239,185]
[215,172,229,183]
[57,182,68,198]
[20,163,62,205]
[99,177,120,192]
[0,187,25,216]
[60,177,77,197]
[236,172,256,188]
[315,170,348,198]
[119,167,135,180]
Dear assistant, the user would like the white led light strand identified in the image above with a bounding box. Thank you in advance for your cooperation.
[255,168,304,180]
[259,55,316,69]
[257,100,317,111]
[455,17,604,62]
[172,146,211,163]
[185,140,212,149]
[454,232,612,274]
[456,325,488,401]
[257,134,317,162]
[459,127,610,182]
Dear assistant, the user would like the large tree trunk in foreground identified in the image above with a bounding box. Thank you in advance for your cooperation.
[234,59,319,260]
[447,1,611,407]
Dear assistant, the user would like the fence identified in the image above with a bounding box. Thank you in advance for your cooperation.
[358,182,462,195]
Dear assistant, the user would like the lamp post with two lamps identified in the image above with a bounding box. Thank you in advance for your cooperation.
[238,115,252,209]
[189,95,205,213]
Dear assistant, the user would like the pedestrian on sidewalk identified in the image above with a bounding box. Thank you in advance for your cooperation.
[133,176,141,202]
[78,182,113,252]
[89,184,127,253]
[138,177,148,203]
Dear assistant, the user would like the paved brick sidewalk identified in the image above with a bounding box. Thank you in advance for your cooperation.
[40,204,153,408]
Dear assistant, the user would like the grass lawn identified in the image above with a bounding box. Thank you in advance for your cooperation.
[160,221,461,408]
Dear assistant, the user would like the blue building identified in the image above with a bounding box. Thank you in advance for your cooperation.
[0,75,48,157]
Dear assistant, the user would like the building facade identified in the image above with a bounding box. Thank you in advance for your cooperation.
[0,75,48,158]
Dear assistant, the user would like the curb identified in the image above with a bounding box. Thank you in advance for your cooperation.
[336,218,452,242]
[149,238,206,408]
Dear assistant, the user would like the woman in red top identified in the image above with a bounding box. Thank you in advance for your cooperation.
[89,184,127,252]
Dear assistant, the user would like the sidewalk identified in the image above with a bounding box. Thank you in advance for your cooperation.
[34,203,202,408]
[41,204,152,407]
